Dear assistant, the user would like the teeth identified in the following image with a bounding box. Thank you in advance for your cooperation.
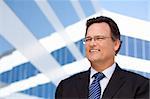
[90,49,99,52]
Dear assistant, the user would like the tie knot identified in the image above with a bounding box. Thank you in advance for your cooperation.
[93,72,105,81]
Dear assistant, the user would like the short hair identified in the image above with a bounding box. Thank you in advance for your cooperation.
[85,16,122,54]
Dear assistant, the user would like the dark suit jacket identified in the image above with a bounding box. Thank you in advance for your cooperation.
[55,64,149,99]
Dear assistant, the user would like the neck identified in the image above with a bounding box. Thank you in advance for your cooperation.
[91,59,115,72]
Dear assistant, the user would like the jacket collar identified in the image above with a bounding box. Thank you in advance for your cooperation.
[75,64,127,98]
[102,64,126,98]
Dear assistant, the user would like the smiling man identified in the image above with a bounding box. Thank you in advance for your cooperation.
[55,16,149,99]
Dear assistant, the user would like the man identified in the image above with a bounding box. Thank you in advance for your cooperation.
[55,16,149,99]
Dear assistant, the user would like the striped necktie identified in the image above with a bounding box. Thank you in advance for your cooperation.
[89,72,105,99]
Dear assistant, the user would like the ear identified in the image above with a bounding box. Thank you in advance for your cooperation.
[114,39,121,52]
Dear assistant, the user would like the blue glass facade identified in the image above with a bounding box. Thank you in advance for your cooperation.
[0,0,149,99]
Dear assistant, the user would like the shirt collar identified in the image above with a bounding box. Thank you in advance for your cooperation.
[90,63,116,79]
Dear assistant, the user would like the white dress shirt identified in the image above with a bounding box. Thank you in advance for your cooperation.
[89,63,116,99]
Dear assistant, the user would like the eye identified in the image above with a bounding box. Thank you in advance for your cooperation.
[95,37,105,40]
[85,38,92,42]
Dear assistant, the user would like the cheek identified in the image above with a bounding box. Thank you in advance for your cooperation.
[85,45,89,54]
[102,43,114,53]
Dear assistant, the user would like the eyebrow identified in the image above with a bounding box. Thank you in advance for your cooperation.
[85,35,107,38]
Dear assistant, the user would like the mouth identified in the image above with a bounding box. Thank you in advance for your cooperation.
[89,49,100,53]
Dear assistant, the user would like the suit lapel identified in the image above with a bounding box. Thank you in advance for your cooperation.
[76,70,90,98]
[102,65,126,99]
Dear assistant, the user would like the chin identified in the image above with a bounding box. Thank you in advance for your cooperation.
[88,58,99,62]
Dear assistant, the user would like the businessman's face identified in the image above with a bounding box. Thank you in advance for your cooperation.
[85,22,120,65]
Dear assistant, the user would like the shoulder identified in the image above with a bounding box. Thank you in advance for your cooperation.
[114,66,149,95]
[56,70,89,91]
[118,67,149,82]
[61,70,89,83]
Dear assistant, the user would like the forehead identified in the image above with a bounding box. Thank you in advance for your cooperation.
[86,22,111,36]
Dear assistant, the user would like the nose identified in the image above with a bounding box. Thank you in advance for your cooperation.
[89,38,97,46]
